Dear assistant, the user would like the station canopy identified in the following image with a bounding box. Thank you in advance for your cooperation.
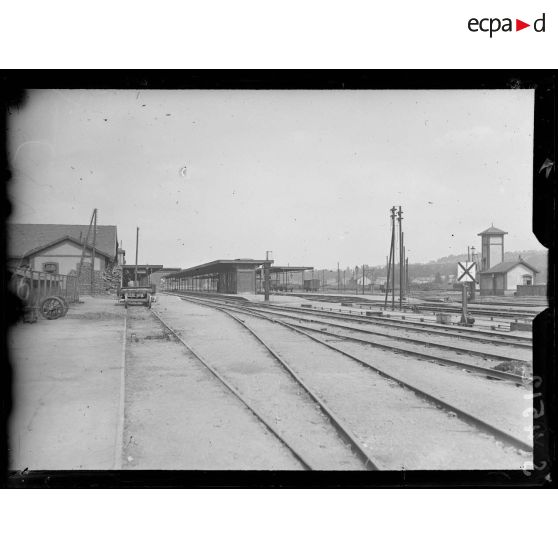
[122,264,164,271]
[164,259,273,279]
[257,265,314,274]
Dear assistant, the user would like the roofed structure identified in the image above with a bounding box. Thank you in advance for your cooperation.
[8,223,118,259]
[165,259,273,295]
[479,260,539,274]
[477,225,508,236]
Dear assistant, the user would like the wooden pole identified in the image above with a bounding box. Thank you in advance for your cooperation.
[76,208,96,298]
[135,227,139,284]
[91,208,97,295]
[391,207,396,310]
[398,206,403,310]
[406,256,409,297]
[384,208,395,310]
[460,282,468,325]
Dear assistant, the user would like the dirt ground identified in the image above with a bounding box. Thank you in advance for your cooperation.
[8,296,126,470]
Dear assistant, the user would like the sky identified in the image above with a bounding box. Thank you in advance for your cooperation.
[7,88,539,269]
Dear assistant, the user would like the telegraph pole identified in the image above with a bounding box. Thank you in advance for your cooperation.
[391,207,396,310]
[385,207,396,310]
[406,256,409,297]
[90,208,97,295]
[135,227,139,284]
[362,264,365,295]
[397,206,403,310]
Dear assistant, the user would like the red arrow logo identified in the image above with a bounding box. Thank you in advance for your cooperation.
[516,19,530,31]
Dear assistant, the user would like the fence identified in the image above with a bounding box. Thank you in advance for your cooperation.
[10,267,80,307]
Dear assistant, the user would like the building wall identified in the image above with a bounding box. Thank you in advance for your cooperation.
[236,269,255,293]
[506,264,535,290]
[479,273,505,295]
[29,250,105,275]
[481,235,504,270]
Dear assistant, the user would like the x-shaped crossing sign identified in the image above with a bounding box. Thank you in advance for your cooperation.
[457,261,476,283]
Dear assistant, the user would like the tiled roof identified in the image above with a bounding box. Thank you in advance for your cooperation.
[480,260,539,274]
[8,223,118,258]
[477,226,508,236]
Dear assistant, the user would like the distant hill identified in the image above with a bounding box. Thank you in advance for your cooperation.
[415,249,548,284]
[312,250,548,286]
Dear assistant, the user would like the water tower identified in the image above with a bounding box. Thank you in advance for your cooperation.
[477,225,507,271]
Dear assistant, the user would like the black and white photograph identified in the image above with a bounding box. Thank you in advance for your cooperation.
[4,83,552,480]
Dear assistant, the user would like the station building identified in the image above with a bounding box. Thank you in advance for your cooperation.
[477,225,540,296]
[7,223,119,275]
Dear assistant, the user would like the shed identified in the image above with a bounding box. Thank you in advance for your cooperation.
[8,223,118,275]
[479,259,539,296]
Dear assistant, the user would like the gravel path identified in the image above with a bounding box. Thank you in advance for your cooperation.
[122,307,303,470]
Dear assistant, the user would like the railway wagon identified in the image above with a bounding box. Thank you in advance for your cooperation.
[303,279,320,292]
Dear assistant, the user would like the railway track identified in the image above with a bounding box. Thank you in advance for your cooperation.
[175,294,529,384]
[167,290,532,347]
[273,292,542,320]
[149,307,377,470]
[174,295,531,383]
[224,308,530,383]
[211,302,530,364]
[402,304,538,321]
[173,293,533,456]
[254,302,533,347]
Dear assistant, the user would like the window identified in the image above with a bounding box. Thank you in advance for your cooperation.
[43,262,59,274]
[522,274,532,286]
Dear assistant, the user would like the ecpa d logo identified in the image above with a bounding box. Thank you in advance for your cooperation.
[468,13,546,37]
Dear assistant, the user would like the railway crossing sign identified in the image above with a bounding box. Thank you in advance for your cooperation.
[457,261,476,283]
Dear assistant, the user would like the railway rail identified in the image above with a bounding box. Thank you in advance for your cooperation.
[167,290,532,347]
[173,293,533,454]
[258,302,533,346]
[270,292,541,321]
[223,307,529,380]
[174,294,530,383]
[149,307,377,470]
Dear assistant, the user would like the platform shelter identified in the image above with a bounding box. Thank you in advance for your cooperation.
[164,259,272,295]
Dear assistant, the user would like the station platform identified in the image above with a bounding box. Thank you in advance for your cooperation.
[8,295,126,470]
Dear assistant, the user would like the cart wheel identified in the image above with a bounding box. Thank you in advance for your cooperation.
[39,296,68,320]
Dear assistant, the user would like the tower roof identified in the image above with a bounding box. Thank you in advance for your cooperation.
[477,225,508,236]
